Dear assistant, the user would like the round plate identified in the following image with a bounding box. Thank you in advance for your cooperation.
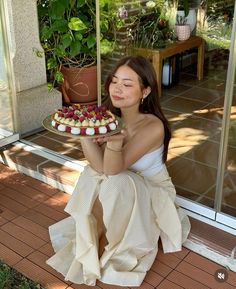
[42,114,123,138]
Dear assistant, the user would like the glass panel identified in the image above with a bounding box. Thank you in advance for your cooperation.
[221,75,236,217]
[163,1,234,215]
[0,1,18,142]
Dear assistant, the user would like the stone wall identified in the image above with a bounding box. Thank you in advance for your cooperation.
[5,0,62,135]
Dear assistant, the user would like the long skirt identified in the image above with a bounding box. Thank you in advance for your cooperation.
[46,165,190,286]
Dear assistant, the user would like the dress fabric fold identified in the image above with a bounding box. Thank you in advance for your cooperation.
[46,165,190,287]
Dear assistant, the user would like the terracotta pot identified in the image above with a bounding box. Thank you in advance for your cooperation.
[175,24,191,41]
[60,65,97,104]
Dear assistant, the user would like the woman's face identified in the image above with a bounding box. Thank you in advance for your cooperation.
[109,65,144,109]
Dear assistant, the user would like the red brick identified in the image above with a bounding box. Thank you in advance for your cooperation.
[144,270,163,287]
[156,250,182,269]
[157,279,184,289]
[1,187,40,208]
[0,242,23,266]
[151,259,173,277]
[0,194,28,215]
[27,250,72,285]
[167,270,217,289]
[185,252,236,287]
[0,229,34,257]
[12,216,49,242]
[176,260,235,289]
[34,203,67,221]
[38,243,54,257]
[22,209,55,228]
[14,258,68,289]
[0,205,17,220]
[1,222,46,249]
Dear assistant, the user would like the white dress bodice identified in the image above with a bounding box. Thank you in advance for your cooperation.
[129,144,164,177]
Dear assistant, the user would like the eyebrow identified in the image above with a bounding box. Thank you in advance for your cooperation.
[112,75,134,81]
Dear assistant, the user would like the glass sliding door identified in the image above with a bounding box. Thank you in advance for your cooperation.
[0,0,19,147]
[163,0,236,229]
[215,12,236,227]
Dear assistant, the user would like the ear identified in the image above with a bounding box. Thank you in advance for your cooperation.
[142,86,151,99]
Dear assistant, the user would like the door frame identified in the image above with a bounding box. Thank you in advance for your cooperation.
[0,0,19,148]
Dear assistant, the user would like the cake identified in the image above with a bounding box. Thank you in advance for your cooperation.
[51,104,119,136]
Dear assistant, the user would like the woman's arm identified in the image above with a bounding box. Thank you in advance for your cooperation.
[81,116,164,175]
[80,139,104,173]
[102,117,164,175]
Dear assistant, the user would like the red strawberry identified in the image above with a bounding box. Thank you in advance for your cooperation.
[79,116,85,122]
[62,107,68,113]
[55,122,59,129]
[94,127,99,134]
[80,128,86,135]
[96,114,102,120]
[66,126,71,133]
[83,112,88,117]
[87,105,94,112]
[106,125,111,132]
[73,115,79,120]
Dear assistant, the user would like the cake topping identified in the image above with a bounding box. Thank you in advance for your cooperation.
[51,104,118,136]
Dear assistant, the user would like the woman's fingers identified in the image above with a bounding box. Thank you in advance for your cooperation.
[93,129,127,143]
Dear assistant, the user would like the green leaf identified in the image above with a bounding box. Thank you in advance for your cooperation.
[49,0,68,19]
[70,40,82,57]
[75,32,83,41]
[47,58,57,70]
[47,83,54,91]
[55,71,64,82]
[60,34,72,50]
[51,19,68,33]
[68,17,87,31]
[77,0,86,8]
[40,25,52,41]
[87,34,96,49]
[70,0,76,8]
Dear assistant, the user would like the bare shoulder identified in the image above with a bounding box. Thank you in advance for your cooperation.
[142,114,164,134]
[133,114,164,147]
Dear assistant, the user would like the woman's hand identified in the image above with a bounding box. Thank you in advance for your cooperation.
[93,129,127,148]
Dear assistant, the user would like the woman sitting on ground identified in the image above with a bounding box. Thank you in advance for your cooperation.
[46,55,191,287]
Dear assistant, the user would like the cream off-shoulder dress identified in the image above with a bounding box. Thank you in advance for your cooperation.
[46,145,191,286]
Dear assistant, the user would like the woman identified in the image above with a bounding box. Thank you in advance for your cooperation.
[46,56,190,287]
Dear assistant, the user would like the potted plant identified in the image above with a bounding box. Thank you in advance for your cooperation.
[37,0,98,105]
[175,14,191,41]
[176,0,200,33]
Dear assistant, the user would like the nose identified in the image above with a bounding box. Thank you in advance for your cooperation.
[114,82,122,91]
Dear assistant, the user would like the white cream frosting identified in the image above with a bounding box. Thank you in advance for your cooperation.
[86,128,95,135]
[71,127,80,135]
[98,126,107,134]
[109,122,117,130]
[58,124,66,132]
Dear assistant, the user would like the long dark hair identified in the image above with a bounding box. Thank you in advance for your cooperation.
[105,55,171,163]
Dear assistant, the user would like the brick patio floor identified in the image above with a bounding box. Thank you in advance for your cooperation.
[1,163,236,289]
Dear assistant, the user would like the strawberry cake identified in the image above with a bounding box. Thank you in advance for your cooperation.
[51,104,119,136]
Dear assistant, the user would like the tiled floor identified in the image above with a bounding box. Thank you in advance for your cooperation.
[1,163,236,289]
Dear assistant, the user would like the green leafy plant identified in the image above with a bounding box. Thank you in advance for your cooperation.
[126,0,176,49]
[37,0,97,90]
[37,0,124,90]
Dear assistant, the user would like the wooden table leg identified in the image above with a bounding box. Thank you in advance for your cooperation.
[152,54,162,98]
[197,39,205,80]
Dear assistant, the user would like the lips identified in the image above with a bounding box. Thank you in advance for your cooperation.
[112,95,123,101]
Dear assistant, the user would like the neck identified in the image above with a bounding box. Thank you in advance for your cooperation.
[121,106,143,126]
